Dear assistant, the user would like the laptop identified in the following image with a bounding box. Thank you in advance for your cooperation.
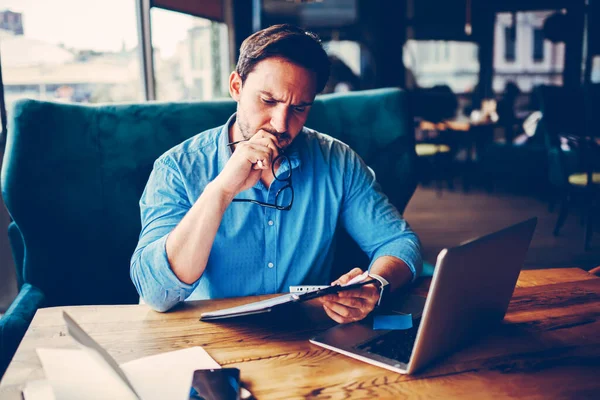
[310,217,537,374]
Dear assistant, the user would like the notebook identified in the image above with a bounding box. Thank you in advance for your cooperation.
[200,277,376,320]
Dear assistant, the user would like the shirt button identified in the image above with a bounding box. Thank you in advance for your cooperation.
[268,262,274,268]
[268,220,274,226]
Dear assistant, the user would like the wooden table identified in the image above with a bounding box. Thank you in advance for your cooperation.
[419,120,472,132]
[1,268,599,399]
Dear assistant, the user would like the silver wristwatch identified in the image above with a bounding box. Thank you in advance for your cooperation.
[368,273,389,307]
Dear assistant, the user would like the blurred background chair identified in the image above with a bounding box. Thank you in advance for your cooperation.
[322,55,362,94]
[481,83,547,195]
[537,85,600,250]
[412,85,460,194]
[496,82,522,144]
[547,134,599,250]
[415,141,453,195]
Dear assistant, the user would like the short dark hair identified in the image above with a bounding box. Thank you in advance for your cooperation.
[236,24,331,94]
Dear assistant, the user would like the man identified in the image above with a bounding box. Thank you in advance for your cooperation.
[131,24,421,323]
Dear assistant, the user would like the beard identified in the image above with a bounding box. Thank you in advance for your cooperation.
[236,108,293,149]
[236,110,254,141]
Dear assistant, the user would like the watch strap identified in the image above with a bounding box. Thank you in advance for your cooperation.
[368,273,389,306]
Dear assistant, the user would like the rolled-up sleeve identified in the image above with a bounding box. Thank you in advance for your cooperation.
[130,158,200,312]
[338,147,422,281]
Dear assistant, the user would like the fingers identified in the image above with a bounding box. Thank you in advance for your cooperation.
[320,284,379,324]
[230,130,282,171]
[218,130,283,196]
[323,303,349,324]
[332,267,364,286]
[323,295,369,309]
[251,130,283,150]
[249,131,282,158]
[236,134,281,171]
[321,286,379,307]
[322,299,369,324]
[336,283,379,299]
[235,142,275,171]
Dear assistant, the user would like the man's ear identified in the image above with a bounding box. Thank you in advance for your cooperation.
[229,71,242,101]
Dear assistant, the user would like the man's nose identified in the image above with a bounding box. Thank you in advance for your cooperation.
[270,106,289,134]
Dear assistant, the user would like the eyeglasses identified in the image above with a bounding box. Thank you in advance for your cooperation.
[227,141,294,211]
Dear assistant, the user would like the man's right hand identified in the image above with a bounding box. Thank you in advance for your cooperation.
[213,130,282,199]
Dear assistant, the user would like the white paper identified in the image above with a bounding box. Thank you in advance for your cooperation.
[37,348,137,400]
[35,347,221,400]
[122,347,221,400]
[62,311,139,397]
[22,379,55,400]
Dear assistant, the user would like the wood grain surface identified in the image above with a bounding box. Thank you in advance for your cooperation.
[1,269,599,399]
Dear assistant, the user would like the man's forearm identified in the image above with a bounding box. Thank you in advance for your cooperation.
[166,181,233,284]
[369,255,413,292]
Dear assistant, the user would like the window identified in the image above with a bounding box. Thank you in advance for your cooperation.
[403,40,480,93]
[322,40,361,93]
[493,11,564,92]
[190,29,208,70]
[0,0,143,124]
[533,28,545,62]
[151,8,230,101]
[193,78,204,97]
[504,26,516,62]
[592,56,600,83]
[323,40,361,76]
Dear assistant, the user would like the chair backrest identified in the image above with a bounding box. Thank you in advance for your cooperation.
[1,88,417,307]
[410,85,458,123]
[537,85,586,145]
[536,85,585,187]
[584,83,600,139]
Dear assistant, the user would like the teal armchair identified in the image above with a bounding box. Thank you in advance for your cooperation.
[0,88,417,377]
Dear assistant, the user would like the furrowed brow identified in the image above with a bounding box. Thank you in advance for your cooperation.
[259,91,313,107]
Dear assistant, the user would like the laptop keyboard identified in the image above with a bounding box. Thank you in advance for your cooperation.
[356,318,422,364]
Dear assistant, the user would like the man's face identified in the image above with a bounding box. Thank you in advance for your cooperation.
[229,57,317,150]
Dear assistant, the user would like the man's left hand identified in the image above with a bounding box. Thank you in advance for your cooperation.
[319,268,379,324]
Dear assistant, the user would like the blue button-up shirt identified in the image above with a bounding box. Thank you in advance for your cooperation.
[131,114,422,312]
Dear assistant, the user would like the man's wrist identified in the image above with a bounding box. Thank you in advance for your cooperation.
[368,273,389,307]
[207,180,236,205]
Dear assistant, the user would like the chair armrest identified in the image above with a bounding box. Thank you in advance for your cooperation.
[0,283,45,379]
[7,222,24,288]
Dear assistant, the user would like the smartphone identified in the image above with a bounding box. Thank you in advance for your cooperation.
[189,368,241,400]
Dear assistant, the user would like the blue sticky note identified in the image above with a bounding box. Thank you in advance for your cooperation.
[373,314,413,330]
